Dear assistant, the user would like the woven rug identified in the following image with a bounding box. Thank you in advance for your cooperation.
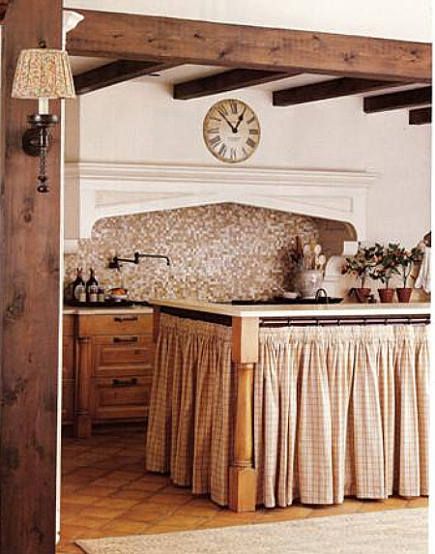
[77,508,427,554]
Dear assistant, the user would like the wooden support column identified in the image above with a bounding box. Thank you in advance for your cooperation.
[0,1,62,552]
[74,336,93,438]
[229,317,259,512]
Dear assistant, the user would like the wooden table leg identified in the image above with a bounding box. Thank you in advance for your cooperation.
[75,336,92,438]
[229,317,259,512]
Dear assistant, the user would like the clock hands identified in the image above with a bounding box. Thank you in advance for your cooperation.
[234,107,246,132]
[218,110,237,133]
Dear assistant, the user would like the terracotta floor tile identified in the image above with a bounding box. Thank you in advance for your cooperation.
[74,485,120,497]
[110,489,154,501]
[147,493,194,506]
[57,425,424,554]
[79,506,130,520]
[256,505,313,521]
[98,520,151,535]
[94,497,142,510]
[62,495,102,507]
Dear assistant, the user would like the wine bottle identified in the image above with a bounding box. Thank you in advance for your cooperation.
[86,268,99,301]
[72,268,85,301]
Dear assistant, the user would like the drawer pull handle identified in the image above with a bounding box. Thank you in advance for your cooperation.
[112,378,138,387]
[113,316,138,323]
[113,336,138,344]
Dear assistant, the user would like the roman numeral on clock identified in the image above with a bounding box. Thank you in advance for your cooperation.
[249,128,259,135]
[209,135,221,146]
[230,101,238,114]
[246,138,256,149]
[219,144,227,157]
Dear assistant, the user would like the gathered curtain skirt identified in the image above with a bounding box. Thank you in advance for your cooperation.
[256,324,429,507]
[145,314,233,506]
[146,316,429,508]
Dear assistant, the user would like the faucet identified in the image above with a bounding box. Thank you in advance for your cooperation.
[109,252,171,270]
[315,288,329,303]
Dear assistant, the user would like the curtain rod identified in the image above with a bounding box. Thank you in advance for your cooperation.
[259,314,431,328]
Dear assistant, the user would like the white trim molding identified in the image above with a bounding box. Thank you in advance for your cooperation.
[64,162,377,247]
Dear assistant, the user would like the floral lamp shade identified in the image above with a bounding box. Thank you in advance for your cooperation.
[12,48,76,100]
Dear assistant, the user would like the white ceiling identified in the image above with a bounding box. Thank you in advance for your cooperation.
[70,58,427,98]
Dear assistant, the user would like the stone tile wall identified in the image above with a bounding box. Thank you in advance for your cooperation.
[64,203,321,301]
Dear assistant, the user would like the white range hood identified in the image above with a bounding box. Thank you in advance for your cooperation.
[64,161,377,252]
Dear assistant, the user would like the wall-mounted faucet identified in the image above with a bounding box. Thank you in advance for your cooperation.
[108,252,171,270]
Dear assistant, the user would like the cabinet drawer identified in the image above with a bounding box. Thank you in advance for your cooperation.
[92,376,151,421]
[93,335,154,377]
[79,313,152,336]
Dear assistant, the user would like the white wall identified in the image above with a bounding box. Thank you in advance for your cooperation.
[65,78,431,247]
[64,0,431,42]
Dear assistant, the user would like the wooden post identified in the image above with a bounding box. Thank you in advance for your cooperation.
[229,317,259,512]
[75,336,93,438]
[0,1,62,552]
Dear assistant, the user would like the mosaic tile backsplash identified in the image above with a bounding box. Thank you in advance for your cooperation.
[64,203,320,302]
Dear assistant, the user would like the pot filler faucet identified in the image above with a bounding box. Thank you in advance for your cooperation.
[108,252,171,270]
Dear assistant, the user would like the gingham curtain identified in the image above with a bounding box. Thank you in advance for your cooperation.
[255,324,429,508]
[145,314,233,506]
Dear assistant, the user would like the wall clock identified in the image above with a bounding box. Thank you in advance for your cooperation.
[203,99,261,163]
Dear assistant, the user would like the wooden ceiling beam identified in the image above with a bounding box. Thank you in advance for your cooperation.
[409,107,431,125]
[364,86,432,113]
[273,77,405,106]
[74,59,178,94]
[66,9,432,83]
[173,68,299,100]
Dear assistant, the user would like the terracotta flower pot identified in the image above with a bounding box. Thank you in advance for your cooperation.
[396,287,413,303]
[353,287,371,303]
[378,288,395,303]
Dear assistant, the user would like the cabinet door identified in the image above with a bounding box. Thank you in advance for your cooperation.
[91,375,152,422]
[62,316,75,424]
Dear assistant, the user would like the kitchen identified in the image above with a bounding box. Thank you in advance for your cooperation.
[0,1,431,554]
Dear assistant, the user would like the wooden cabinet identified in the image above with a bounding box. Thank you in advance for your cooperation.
[62,315,76,424]
[62,311,154,437]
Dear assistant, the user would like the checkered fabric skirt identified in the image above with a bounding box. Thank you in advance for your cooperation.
[146,316,429,508]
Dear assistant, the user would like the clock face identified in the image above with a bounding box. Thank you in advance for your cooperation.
[203,99,261,163]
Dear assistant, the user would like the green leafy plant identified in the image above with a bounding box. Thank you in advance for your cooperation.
[389,244,424,288]
[342,245,380,288]
[369,243,400,289]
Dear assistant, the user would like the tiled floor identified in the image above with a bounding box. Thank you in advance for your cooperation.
[57,424,428,554]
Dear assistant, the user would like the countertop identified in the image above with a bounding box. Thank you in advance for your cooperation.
[63,305,153,315]
[151,299,431,319]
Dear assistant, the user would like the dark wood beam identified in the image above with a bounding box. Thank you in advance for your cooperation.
[74,59,178,95]
[273,77,405,106]
[0,1,9,22]
[66,9,432,83]
[409,106,431,125]
[1,0,61,552]
[174,68,298,100]
[364,86,432,113]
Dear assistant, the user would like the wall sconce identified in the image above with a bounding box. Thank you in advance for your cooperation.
[12,42,76,193]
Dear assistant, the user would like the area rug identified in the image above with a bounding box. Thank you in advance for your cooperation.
[76,508,428,554]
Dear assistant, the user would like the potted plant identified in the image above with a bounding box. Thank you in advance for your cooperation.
[370,243,399,303]
[342,245,378,303]
[390,244,423,303]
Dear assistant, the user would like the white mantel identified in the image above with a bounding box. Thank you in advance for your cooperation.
[64,161,377,251]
